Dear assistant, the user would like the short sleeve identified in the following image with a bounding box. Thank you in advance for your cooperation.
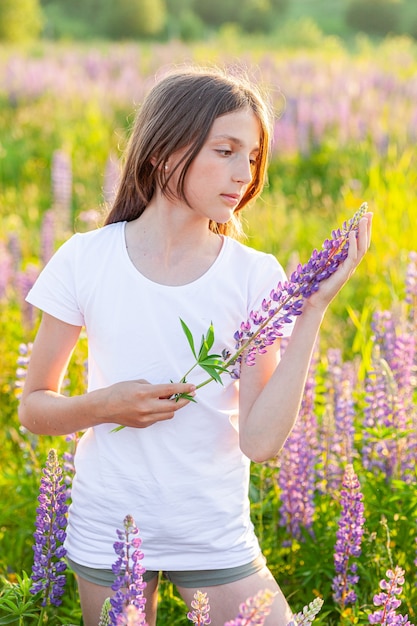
[26,234,84,326]
[248,253,295,338]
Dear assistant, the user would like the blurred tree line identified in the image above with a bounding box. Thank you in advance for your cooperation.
[0,0,415,43]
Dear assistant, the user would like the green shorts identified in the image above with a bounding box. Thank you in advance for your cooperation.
[67,553,266,589]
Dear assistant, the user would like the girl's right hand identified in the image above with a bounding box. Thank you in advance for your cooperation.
[101,379,196,428]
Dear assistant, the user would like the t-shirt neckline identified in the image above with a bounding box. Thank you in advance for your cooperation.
[120,221,228,288]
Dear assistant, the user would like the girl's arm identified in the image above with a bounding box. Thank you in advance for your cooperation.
[19,313,195,436]
[238,213,372,463]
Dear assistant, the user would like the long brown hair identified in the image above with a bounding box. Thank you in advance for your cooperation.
[105,66,273,238]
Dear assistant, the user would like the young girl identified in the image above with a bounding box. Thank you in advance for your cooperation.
[19,67,372,625]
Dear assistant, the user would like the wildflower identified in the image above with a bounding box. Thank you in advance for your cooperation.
[187,590,211,624]
[51,149,72,212]
[41,209,55,265]
[276,350,318,541]
[176,204,368,398]
[231,203,367,373]
[332,464,365,607]
[30,449,68,607]
[15,342,33,399]
[109,515,147,626]
[223,588,276,625]
[286,597,324,625]
[99,598,111,626]
[368,566,415,625]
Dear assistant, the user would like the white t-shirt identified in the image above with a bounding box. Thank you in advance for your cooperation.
[26,221,292,571]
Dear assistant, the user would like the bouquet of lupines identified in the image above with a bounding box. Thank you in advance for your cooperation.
[178,202,368,394]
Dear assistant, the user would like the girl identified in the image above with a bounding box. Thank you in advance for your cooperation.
[19,67,372,625]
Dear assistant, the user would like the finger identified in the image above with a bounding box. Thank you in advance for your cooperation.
[151,382,196,399]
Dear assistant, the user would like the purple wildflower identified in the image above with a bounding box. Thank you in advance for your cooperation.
[229,203,367,376]
[276,349,318,541]
[51,149,72,232]
[30,449,68,607]
[332,464,365,608]
[223,588,276,626]
[109,515,147,626]
[15,342,33,399]
[187,590,211,625]
[405,251,417,325]
[318,349,357,493]
[0,240,13,300]
[15,263,40,327]
[40,209,55,265]
[368,566,415,625]
[285,597,324,625]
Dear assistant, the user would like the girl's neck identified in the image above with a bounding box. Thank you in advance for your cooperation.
[124,201,224,286]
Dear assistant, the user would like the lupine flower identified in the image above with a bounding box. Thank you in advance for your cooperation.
[62,432,80,500]
[223,588,276,625]
[174,204,368,402]
[405,251,417,325]
[276,349,318,541]
[15,342,33,399]
[15,263,40,327]
[99,598,111,626]
[30,449,68,607]
[187,590,211,624]
[0,240,13,300]
[368,566,415,625]
[40,209,55,266]
[332,464,365,607]
[109,515,147,626]
[362,346,414,483]
[230,203,367,375]
[285,597,324,625]
[51,149,72,233]
[318,349,357,493]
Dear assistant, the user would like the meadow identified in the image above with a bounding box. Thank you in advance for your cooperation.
[0,31,416,625]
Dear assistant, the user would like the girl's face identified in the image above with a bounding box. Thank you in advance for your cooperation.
[168,107,261,225]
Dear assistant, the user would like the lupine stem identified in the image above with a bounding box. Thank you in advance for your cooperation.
[192,203,367,391]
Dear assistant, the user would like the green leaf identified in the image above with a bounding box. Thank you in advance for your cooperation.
[199,364,224,384]
[180,318,197,358]
[205,322,215,351]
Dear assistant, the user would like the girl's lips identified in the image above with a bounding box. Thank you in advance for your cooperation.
[221,193,240,206]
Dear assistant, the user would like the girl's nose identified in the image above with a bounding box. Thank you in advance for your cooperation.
[232,156,253,184]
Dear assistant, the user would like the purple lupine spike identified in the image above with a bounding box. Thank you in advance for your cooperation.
[228,204,367,377]
[15,264,40,327]
[115,605,148,625]
[332,464,365,608]
[62,432,80,501]
[318,349,356,493]
[285,597,324,625]
[15,342,33,399]
[223,589,276,626]
[30,449,68,607]
[276,349,318,542]
[187,590,211,624]
[362,347,414,483]
[109,515,147,626]
[51,149,72,233]
[40,209,55,266]
[368,566,415,625]
[0,240,13,300]
[52,149,72,211]
[405,251,417,325]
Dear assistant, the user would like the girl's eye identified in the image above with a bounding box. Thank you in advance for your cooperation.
[216,149,232,157]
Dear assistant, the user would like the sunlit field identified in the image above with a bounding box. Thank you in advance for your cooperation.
[0,33,416,624]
